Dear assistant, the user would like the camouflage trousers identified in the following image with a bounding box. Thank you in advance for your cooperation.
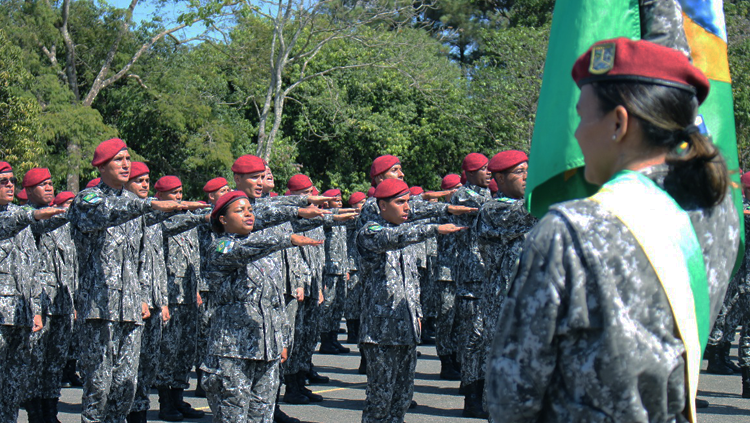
[287,295,322,375]
[132,308,164,413]
[67,317,82,361]
[320,273,346,333]
[202,355,280,423]
[26,314,73,400]
[282,295,299,376]
[79,319,142,423]
[156,303,198,389]
[457,296,484,385]
[708,270,750,345]
[419,262,438,319]
[434,280,459,356]
[361,343,417,423]
[0,325,31,422]
[344,271,362,320]
[739,317,750,368]
[196,292,212,370]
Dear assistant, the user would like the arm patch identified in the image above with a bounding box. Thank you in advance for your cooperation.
[83,192,103,204]
[216,239,235,254]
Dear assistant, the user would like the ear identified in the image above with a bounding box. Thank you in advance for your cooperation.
[612,105,629,143]
[219,216,227,225]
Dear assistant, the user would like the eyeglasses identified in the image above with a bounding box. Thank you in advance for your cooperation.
[0,177,17,186]
[506,169,528,176]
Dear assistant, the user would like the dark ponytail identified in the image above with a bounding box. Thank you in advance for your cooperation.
[591,82,729,208]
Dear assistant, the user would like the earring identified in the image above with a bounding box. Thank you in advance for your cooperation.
[612,134,617,140]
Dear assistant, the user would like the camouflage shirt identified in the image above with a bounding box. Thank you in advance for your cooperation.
[142,209,170,308]
[640,0,691,56]
[357,196,449,231]
[0,203,41,327]
[162,212,206,304]
[357,217,439,346]
[486,165,740,423]
[450,183,492,296]
[324,220,349,276]
[346,219,360,273]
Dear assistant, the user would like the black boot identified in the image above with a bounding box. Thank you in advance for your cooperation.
[439,355,461,380]
[706,343,735,374]
[722,341,742,373]
[157,387,184,421]
[358,353,367,375]
[329,330,350,353]
[462,380,489,418]
[421,318,435,345]
[194,369,206,398]
[318,332,340,354]
[695,398,709,408]
[297,372,323,402]
[306,365,330,384]
[41,398,62,423]
[24,398,44,423]
[126,411,142,423]
[63,360,84,387]
[274,404,301,423]
[451,352,462,373]
[171,388,205,419]
[346,319,360,343]
[742,367,750,399]
[283,373,310,404]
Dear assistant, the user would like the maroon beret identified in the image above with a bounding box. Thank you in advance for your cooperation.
[312,187,319,196]
[16,188,27,200]
[154,176,182,192]
[374,178,410,199]
[287,174,313,191]
[742,172,750,188]
[92,138,127,167]
[0,162,12,174]
[366,187,375,198]
[369,155,401,181]
[270,192,278,197]
[231,155,265,174]
[86,178,101,188]
[128,162,150,181]
[211,190,248,221]
[409,186,424,196]
[348,191,366,205]
[489,179,499,194]
[460,171,467,184]
[441,174,461,190]
[322,188,341,197]
[572,37,710,104]
[203,177,228,193]
[284,189,291,196]
[489,150,529,173]
[53,191,75,206]
[462,153,489,172]
[22,168,51,188]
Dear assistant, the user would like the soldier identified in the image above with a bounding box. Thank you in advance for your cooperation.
[54,191,75,208]
[262,164,276,196]
[21,168,78,423]
[486,38,739,423]
[201,190,321,422]
[16,187,28,205]
[357,178,464,423]
[67,138,197,423]
[344,191,367,345]
[450,153,493,419]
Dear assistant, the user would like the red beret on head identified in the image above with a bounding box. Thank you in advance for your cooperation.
[53,191,75,206]
[270,192,278,197]
[0,162,12,174]
[348,191,366,205]
[322,189,341,197]
[366,187,376,198]
[370,155,401,181]
[284,189,291,196]
[22,168,52,188]
[154,176,182,192]
[489,150,529,173]
[489,179,499,194]
[287,174,313,191]
[92,138,127,167]
[211,190,248,221]
[462,153,489,172]
[409,186,424,196]
[231,155,265,175]
[86,178,101,188]
[312,187,319,196]
[572,37,710,104]
[203,177,228,193]
[742,172,750,188]
[128,162,149,181]
[441,174,461,190]
[460,171,467,184]
[374,178,410,199]
[16,188,27,200]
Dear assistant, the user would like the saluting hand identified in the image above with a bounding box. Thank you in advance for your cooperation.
[150,200,188,212]
[307,195,336,205]
[291,234,324,246]
[437,224,468,234]
[297,205,332,219]
[421,189,456,201]
[332,212,358,222]
[182,201,211,211]
[33,207,66,221]
[447,205,478,216]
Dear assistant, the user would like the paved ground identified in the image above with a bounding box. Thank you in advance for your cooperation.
[19,335,750,422]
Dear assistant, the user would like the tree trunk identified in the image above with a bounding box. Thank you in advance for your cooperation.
[66,138,81,192]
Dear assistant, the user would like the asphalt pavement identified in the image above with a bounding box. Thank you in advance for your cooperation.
[18,334,750,422]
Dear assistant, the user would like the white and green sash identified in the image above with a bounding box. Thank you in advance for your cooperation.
[591,170,709,423]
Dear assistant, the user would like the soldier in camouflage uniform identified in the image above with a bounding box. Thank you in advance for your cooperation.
[202,190,321,422]
[67,139,196,423]
[21,168,78,423]
[357,178,465,423]
[344,191,367,344]
[449,153,493,418]
[487,38,739,422]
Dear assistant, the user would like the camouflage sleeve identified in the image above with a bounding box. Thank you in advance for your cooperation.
[451,188,485,210]
[476,200,537,243]
[486,213,571,422]
[639,0,691,56]
[138,218,153,308]
[30,212,69,236]
[408,198,449,222]
[290,215,329,233]
[0,208,36,240]
[68,191,152,233]
[265,195,309,207]
[358,222,440,255]
[190,230,206,292]
[144,209,173,226]
[211,228,294,269]
[285,246,310,292]
[253,204,299,231]
[20,230,42,317]
[162,212,206,237]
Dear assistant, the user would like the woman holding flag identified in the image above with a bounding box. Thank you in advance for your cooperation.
[485,37,739,423]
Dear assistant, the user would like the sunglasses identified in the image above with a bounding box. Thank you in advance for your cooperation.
[0,177,17,186]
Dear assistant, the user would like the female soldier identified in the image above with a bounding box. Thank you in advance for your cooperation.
[201,190,321,422]
[486,38,740,423]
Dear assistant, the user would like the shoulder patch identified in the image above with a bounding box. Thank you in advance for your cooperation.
[367,224,383,232]
[497,197,517,204]
[83,192,103,204]
[216,239,235,254]
[21,205,34,211]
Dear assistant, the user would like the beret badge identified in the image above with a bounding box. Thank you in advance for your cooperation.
[589,43,615,75]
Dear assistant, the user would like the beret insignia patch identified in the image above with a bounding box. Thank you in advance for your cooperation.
[83,192,103,204]
[216,239,234,254]
[367,224,383,232]
[589,43,615,75]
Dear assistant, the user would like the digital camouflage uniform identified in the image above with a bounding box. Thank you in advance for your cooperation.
[432,217,460,357]
[357,217,438,423]
[344,219,362,321]
[449,183,492,385]
[201,228,294,422]
[485,166,739,423]
[25,205,77,403]
[422,235,439,319]
[0,204,41,422]
[196,210,215,375]
[321,221,348,333]
[280,239,310,377]
[640,0,691,57]
[67,182,152,423]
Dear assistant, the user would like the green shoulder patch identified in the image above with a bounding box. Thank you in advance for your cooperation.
[216,239,234,254]
[83,192,103,204]
[367,224,383,232]
[497,196,517,204]
[21,205,34,211]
